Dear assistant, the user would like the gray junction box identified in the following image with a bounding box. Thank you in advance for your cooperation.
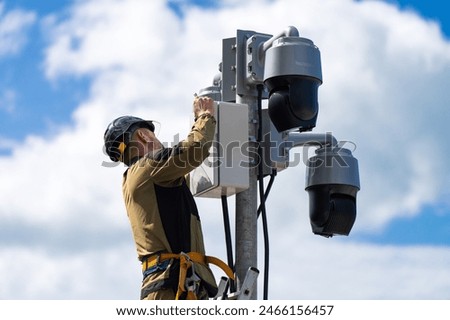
[190,102,250,198]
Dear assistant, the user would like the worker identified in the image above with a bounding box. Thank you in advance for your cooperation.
[103,96,229,300]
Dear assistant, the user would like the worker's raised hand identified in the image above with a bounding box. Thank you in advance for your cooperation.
[193,95,215,119]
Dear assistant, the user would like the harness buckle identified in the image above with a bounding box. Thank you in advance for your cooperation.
[185,262,201,293]
[178,252,201,295]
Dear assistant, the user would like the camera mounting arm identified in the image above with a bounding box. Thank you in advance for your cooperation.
[258,26,300,62]
[284,131,338,150]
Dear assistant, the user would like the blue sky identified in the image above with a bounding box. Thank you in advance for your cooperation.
[0,0,85,145]
[0,0,450,299]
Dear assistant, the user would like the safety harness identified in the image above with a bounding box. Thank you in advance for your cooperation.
[142,252,234,300]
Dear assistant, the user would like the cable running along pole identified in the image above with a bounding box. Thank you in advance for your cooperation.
[221,195,236,293]
[257,84,270,300]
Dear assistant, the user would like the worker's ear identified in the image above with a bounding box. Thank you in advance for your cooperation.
[136,128,153,143]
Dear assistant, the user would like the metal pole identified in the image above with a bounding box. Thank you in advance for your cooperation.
[235,93,258,299]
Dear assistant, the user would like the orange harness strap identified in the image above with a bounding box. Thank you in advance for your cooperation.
[157,252,234,300]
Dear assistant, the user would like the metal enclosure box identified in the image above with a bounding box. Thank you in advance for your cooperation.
[190,102,249,198]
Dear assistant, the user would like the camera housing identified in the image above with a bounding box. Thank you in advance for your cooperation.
[264,36,322,133]
[305,146,360,237]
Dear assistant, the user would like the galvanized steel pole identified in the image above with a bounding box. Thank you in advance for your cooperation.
[235,93,259,300]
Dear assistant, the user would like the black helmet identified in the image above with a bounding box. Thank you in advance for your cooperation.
[104,116,155,162]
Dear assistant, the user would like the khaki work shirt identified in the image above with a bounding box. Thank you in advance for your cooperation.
[122,113,217,298]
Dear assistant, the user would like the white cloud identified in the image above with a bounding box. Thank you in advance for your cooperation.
[0,245,140,299]
[0,3,36,56]
[0,0,450,299]
[43,0,181,79]
[269,240,450,299]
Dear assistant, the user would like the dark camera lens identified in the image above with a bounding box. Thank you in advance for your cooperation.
[266,76,319,132]
[289,78,319,121]
[307,185,357,237]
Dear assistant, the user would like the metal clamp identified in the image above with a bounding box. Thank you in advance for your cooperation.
[180,252,201,294]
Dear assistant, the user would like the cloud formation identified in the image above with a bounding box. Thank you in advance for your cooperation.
[1,0,450,299]
[0,3,36,56]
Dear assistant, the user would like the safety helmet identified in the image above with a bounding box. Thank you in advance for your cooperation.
[104,115,155,162]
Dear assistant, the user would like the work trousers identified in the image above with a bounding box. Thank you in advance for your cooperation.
[142,287,209,300]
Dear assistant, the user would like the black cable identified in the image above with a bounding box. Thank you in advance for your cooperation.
[221,195,236,293]
[256,84,270,300]
[257,169,277,218]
